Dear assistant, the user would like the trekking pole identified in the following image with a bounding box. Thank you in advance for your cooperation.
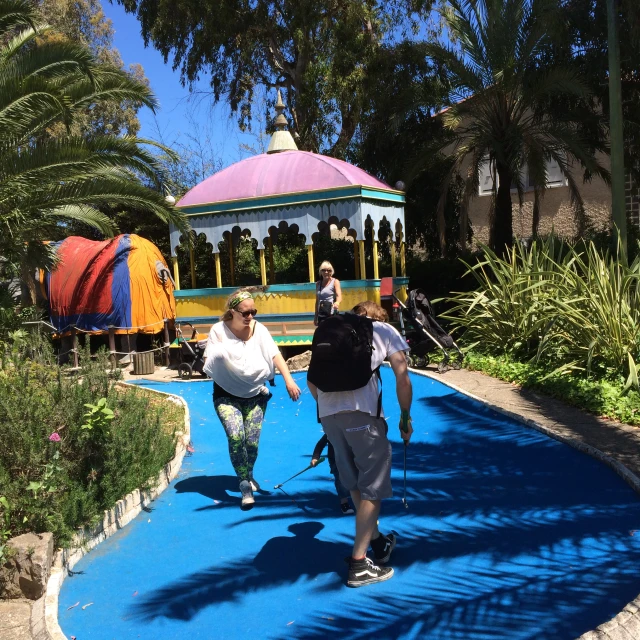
[401,411,410,509]
[274,457,325,489]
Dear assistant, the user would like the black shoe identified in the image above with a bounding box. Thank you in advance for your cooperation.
[347,556,394,588]
[370,532,396,564]
[239,480,255,511]
[340,501,355,515]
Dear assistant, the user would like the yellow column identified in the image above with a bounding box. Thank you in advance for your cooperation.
[358,240,366,280]
[214,252,222,288]
[390,240,397,277]
[171,256,180,290]
[228,235,235,286]
[372,240,379,279]
[268,236,275,283]
[259,248,267,286]
[189,245,196,289]
[354,240,360,279]
[400,241,406,276]
[307,244,315,283]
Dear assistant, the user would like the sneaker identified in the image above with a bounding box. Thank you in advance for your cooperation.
[249,478,261,492]
[239,480,255,511]
[340,501,355,515]
[347,556,394,587]
[370,532,396,564]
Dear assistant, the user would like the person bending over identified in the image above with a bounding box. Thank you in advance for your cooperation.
[307,301,413,587]
[204,289,301,510]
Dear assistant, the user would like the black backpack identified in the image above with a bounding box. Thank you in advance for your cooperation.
[308,313,382,414]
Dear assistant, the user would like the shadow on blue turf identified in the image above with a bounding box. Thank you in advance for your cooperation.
[128,428,640,638]
[129,522,344,622]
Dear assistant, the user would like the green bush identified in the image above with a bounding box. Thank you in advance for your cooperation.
[465,352,640,426]
[0,339,182,547]
[443,237,640,379]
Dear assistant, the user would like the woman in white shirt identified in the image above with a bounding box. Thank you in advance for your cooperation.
[203,289,301,510]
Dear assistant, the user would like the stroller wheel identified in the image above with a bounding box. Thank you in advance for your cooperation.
[178,363,193,380]
[437,361,449,374]
[414,356,427,369]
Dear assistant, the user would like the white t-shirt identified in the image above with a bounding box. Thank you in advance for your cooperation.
[316,321,408,419]
[203,321,280,398]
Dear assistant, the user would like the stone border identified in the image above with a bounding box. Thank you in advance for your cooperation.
[412,368,640,640]
[43,383,191,640]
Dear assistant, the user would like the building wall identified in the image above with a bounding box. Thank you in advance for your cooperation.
[467,153,613,246]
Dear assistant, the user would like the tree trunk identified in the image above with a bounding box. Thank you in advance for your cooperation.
[491,163,514,255]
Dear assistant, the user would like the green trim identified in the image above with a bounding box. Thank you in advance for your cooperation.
[273,335,314,345]
[179,186,405,216]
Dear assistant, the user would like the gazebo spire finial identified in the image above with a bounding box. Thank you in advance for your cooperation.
[267,87,298,154]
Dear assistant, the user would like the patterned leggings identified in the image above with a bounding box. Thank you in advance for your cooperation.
[214,395,268,482]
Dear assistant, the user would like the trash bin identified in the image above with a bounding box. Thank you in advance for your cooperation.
[132,351,155,375]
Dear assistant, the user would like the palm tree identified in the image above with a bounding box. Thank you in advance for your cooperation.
[0,0,190,277]
[420,0,609,255]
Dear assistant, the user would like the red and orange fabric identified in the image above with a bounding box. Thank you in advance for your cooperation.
[44,235,175,335]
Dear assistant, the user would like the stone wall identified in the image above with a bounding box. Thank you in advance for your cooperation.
[468,155,613,247]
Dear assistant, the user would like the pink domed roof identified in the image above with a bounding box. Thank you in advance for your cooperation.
[177,150,393,208]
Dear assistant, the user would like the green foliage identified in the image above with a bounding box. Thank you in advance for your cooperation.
[38,0,148,138]
[445,237,640,380]
[0,0,190,277]
[116,0,433,155]
[0,339,182,546]
[464,351,640,426]
[412,0,608,254]
[558,0,640,184]
[81,398,115,432]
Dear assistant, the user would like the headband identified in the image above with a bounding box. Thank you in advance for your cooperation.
[228,291,253,309]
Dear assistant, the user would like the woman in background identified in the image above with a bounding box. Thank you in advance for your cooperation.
[314,261,342,325]
[204,289,301,510]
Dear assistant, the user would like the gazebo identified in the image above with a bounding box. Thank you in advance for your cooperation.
[168,93,408,344]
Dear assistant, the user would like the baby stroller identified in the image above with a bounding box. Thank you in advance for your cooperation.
[176,322,207,380]
[393,288,463,373]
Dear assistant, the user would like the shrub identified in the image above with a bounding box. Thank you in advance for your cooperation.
[443,237,640,380]
[0,339,182,546]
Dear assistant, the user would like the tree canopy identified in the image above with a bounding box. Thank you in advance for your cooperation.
[37,0,149,137]
[0,0,189,289]
[116,0,433,157]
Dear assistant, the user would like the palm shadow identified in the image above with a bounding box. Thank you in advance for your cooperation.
[129,521,344,622]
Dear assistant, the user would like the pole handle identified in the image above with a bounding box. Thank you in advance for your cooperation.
[400,410,410,433]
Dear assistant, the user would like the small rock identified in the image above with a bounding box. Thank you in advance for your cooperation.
[0,532,54,600]
[286,351,311,371]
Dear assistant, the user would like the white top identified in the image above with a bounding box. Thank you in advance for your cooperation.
[203,321,280,398]
[316,321,408,419]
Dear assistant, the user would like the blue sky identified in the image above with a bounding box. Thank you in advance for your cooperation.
[103,1,261,169]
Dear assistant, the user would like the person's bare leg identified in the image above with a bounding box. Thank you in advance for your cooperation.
[350,489,381,558]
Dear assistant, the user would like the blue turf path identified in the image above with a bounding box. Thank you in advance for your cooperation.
[59,370,640,639]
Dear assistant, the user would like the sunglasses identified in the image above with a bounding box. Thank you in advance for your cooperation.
[321,269,332,273]
[235,308,258,318]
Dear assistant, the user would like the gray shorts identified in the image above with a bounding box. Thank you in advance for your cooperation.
[320,411,392,501]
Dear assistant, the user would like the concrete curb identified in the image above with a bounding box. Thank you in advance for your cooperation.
[43,384,191,640]
[411,368,640,640]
